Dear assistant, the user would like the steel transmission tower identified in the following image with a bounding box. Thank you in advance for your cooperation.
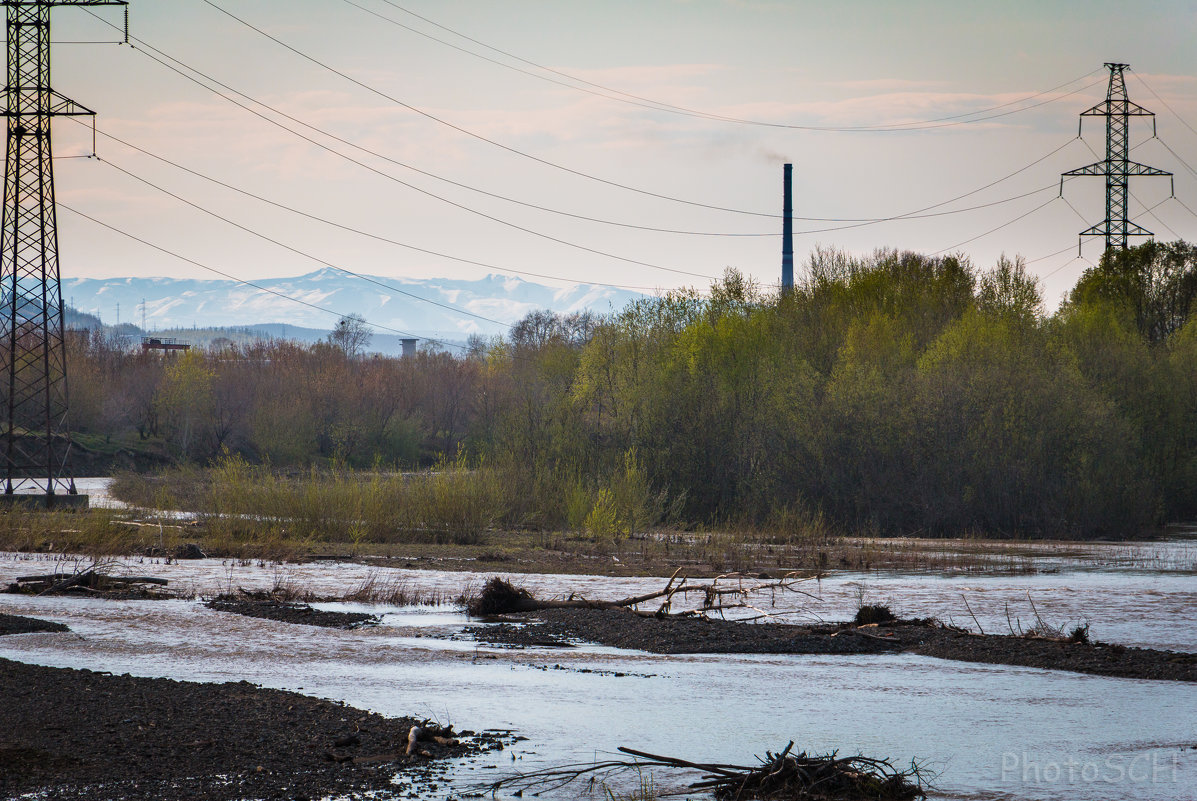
[1,0,126,504]
[1061,62,1172,252]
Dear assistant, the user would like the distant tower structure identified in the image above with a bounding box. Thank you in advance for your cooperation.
[781,163,794,292]
[1061,62,1172,252]
[1,0,128,505]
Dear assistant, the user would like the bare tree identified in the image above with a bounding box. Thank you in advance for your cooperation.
[327,313,373,359]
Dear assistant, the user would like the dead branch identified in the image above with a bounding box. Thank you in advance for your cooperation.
[467,571,819,620]
[13,570,169,597]
[480,741,929,800]
[960,593,985,635]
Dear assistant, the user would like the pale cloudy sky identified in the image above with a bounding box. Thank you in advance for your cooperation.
[43,0,1197,316]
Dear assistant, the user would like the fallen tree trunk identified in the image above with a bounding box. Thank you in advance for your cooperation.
[467,570,818,620]
[11,570,170,597]
[17,573,169,587]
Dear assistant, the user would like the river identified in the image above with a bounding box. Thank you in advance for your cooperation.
[0,540,1193,800]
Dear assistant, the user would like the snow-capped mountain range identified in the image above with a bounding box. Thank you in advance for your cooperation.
[63,268,647,340]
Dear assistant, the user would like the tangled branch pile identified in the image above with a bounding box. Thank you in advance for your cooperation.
[467,569,818,620]
[6,569,169,598]
[682,743,926,800]
[483,742,927,800]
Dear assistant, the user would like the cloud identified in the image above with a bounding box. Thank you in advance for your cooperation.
[827,78,952,92]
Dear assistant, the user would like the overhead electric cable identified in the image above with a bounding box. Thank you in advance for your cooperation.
[82,7,770,224]
[1060,192,1090,226]
[73,125,665,292]
[1131,190,1182,240]
[360,0,1104,132]
[79,30,716,280]
[794,183,1059,236]
[1173,195,1197,222]
[1025,243,1077,265]
[1040,254,1086,281]
[78,118,1072,276]
[58,202,469,351]
[931,196,1060,255]
[1154,137,1197,181]
[97,157,518,328]
[83,8,1094,233]
[198,0,1104,222]
[1129,69,1197,140]
[196,0,792,218]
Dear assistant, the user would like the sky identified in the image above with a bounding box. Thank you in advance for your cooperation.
[38,0,1197,323]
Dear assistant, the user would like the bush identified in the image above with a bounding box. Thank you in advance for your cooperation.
[854,604,897,625]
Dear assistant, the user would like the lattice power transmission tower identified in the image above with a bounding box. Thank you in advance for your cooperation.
[1061,62,1173,253]
[1,0,127,505]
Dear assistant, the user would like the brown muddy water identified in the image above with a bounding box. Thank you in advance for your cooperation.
[1,547,1194,801]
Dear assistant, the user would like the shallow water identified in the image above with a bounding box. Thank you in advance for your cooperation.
[0,549,1194,800]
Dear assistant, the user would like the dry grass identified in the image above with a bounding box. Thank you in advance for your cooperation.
[5,466,1189,578]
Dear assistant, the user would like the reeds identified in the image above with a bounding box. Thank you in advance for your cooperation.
[0,506,166,557]
[117,453,509,547]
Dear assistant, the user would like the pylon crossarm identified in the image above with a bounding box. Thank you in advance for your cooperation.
[47,92,95,117]
[3,1,128,7]
[1063,162,1107,177]
[1060,62,1172,251]
[1080,221,1152,238]
[1123,161,1172,177]
[0,0,125,499]
[1080,101,1154,117]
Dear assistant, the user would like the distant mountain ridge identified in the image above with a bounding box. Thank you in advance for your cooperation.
[62,268,648,340]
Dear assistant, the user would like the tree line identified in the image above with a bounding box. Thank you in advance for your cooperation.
[64,240,1197,539]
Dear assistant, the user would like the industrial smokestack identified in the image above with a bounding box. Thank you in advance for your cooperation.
[782,163,794,292]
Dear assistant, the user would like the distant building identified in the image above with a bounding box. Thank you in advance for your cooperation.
[400,338,418,358]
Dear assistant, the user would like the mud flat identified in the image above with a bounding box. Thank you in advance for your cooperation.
[205,596,379,629]
[0,656,494,801]
[472,608,1197,682]
[0,613,68,636]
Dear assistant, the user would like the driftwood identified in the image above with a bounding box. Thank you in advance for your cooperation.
[482,741,928,800]
[12,570,169,597]
[467,569,819,620]
[343,722,459,764]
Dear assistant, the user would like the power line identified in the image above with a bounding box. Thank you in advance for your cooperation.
[198,0,1104,224]
[92,35,717,281]
[1169,194,1197,223]
[347,0,1101,131]
[1128,69,1197,141]
[73,122,670,293]
[197,0,791,218]
[58,202,471,352]
[1131,191,1181,240]
[78,10,1106,288]
[1060,192,1090,225]
[796,183,1059,235]
[1154,137,1197,181]
[350,0,1105,133]
[79,117,1075,271]
[932,196,1060,255]
[97,157,516,328]
[84,7,1097,237]
[83,7,772,225]
[1026,243,1077,265]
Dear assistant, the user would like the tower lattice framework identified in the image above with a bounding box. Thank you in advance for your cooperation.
[1,0,126,499]
[1061,62,1172,252]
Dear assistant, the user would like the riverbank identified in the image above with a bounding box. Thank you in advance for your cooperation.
[1,475,1190,578]
[0,652,494,801]
[471,607,1197,682]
